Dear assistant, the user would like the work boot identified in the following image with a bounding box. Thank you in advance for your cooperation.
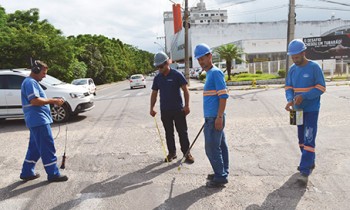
[297,164,316,172]
[48,174,68,182]
[20,173,40,182]
[297,173,308,185]
[206,180,228,188]
[207,174,214,181]
[185,153,194,164]
[164,153,177,162]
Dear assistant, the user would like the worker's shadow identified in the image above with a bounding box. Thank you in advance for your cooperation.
[153,185,222,210]
[52,161,178,210]
[246,173,307,210]
[0,181,49,201]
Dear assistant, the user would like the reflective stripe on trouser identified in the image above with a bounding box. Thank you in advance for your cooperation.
[297,111,319,176]
[21,124,60,180]
[204,116,229,183]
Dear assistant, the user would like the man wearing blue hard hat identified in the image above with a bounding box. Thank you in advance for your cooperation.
[194,43,229,188]
[284,39,326,184]
[150,52,194,164]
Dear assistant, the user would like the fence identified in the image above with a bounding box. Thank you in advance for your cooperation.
[233,59,350,78]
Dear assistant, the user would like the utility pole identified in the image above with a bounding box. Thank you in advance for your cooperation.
[286,0,295,76]
[184,0,190,85]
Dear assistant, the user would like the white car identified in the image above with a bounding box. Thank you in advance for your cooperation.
[0,69,95,123]
[129,74,146,89]
[72,78,97,96]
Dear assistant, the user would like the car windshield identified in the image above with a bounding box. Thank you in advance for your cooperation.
[42,75,65,86]
[131,75,143,79]
[72,80,87,85]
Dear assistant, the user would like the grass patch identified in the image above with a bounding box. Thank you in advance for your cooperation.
[226,73,280,82]
[330,75,349,81]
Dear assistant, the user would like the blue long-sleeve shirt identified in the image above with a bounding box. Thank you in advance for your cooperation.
[285,60,326,112]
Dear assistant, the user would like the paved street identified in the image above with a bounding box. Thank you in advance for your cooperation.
[0,78,349,210]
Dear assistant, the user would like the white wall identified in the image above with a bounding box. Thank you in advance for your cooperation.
[187,19,350,68]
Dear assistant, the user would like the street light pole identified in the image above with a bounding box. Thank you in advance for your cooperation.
[154,41,165,52]
[286,0,295,76]
[184,0,190,85]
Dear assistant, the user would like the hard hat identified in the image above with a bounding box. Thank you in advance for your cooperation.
[287,39,307,55]
[194,43,211,59]
[154,51,169,67]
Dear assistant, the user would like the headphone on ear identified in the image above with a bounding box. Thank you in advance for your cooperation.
[31,60,42,74]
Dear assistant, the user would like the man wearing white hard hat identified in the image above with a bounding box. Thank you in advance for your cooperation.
[150,52,194,164]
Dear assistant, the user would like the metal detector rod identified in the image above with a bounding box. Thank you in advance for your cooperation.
[154,117,169,162]
[178,123,205,171]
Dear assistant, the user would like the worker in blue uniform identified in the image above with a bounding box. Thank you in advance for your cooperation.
[194,43,229,188]
[20,60,68,182]
[285,39,326,183]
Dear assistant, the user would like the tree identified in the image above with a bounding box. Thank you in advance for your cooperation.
[214,43,244,81]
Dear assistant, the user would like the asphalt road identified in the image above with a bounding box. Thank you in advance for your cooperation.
[0,79,349,210]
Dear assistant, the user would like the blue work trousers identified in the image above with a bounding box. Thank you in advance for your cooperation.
[204,116,229,183]
[297,111,319,176]
[21,124,60,180]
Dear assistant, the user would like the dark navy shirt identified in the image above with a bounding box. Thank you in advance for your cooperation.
[152,68,188,111]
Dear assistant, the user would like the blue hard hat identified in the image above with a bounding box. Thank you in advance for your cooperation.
[194,43,211,59]
[287,39,307,55]
[154,51,169,67]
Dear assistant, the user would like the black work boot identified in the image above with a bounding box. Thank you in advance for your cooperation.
[48,174,68,182]
[20,173,40,182]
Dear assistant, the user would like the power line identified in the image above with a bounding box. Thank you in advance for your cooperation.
[225,4,288,16]
[297,4,350,11]
[206,0,256,10]
[305,0,350,7]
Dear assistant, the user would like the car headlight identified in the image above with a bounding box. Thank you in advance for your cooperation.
[70,92,85,98]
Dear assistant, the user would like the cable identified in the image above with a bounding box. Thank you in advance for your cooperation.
[305,0,350,7]
[297,4,350,12]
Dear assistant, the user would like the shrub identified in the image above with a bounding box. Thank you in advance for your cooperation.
[278,69,286,78]
[256,70,263,74]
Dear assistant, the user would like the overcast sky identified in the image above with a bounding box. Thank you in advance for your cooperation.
[1,0,350,53]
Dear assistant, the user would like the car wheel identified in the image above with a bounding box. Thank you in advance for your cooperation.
[93,92,96,96]
[130,86,133,89]
[51,104,70,123]
[144,85,146,88]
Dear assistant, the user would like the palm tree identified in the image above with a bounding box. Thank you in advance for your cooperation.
[214,43,244,81]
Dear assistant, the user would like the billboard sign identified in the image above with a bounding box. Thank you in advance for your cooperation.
[303,34,350,60]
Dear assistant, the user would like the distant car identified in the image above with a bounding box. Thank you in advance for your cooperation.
[193,68,202,79]
[129,74,146,89]
[72,78,96,96]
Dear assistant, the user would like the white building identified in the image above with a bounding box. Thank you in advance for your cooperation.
[163,0,350,69]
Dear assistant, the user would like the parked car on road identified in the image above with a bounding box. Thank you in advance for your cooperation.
[0,69,95,123]
[71,78,97,96]
[129,74,146,89]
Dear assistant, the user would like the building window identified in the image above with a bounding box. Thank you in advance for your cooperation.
[221,19,224,22]
[211,14,215,16]
[208,20,210,23]
[205,14,208,17]
[220,13,224,16]
[200,20,203,23]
